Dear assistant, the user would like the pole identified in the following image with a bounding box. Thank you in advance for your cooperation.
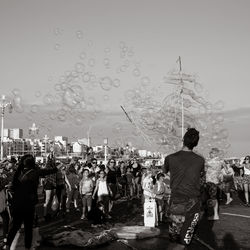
[181,90,184,139]
[104,145,107,165]
[1,108,4,160]
[177,56,184,139]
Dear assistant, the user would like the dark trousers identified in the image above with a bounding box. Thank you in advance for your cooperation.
[56,185,66,211]
[7,206,35,249]
[0,209,9,238]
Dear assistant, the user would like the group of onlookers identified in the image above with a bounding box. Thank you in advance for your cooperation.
[1,147,250,249]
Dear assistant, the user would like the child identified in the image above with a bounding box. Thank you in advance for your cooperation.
[92,170,112,218]
[87,201,106,226]
[79,169,94,220]
[155,173,165,222]
[126,167,135,200]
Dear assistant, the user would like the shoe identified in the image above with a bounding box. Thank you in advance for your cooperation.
[107,215,112,219]
[225,198,233,205]
[243,203,249,207]
[81,215,86,220]
[75,207,80,212]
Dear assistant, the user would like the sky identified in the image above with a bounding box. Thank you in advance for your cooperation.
[0,0,250,157]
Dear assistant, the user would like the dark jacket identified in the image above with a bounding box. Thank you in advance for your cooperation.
[12,166,57,209]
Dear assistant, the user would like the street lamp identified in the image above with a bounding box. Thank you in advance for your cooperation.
[0,95,12,160]
[29,123,39,156]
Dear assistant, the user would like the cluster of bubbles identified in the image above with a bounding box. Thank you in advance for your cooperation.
[124,70,230,156]
[8,33,230,152]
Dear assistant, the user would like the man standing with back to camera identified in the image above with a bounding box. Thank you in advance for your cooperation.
[163,128,205,250]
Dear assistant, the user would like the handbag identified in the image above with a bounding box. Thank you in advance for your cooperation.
[51,195,59,211]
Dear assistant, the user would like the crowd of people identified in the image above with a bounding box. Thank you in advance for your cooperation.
[0,134,250,250]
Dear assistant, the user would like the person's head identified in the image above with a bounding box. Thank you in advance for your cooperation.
[68,164,76,174]
[126,167,131,173]
[87,147,93,154]
[183,128,200,150]
[20,154,36,170]
[209,147,220,158]
[244,156,250,164]
[91,158,98,166]
[82,168,89,178]
[108,159,116,167]
[99,170,106,178]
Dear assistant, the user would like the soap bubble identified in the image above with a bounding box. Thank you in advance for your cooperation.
[74,115,84,126]
[103,58,110,66]
[12,88,20,96]
[53,28,62,36]
[75,62,85,73]
[124,90,136,101]
[214,100,225,111]
[120,65,127,72]
[113,78,120,88]
[63,85,84,108]
[49,111,56,120]
[141,76,150,87]
[119,41,126,49]
[54,44,61,50]
[76,30,84,39]
[79,52,86,60]
[88,58,95,67]
[90,74,96,82]
[127,49,134,57]
[54,84,61,91]
[133,68,141,77]
[12,95,24,113]
[82,72,91,82]
[57,113,66,122]
[86,96,95,105]
[99,76,112,91]
[103,95,109,102]
[43,94,54,105]
[30,105,39,113]
[88,40,93,47]
[194,82,203,93]
[35,91,42,97]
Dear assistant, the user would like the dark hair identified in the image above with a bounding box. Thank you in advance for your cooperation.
[12,154,36,189]
[244,156,250,161]
[157,173,165,180]
[183,128,199,150]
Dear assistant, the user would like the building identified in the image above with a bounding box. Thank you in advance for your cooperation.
[3,128,23,141]
[2,139,32,157]
[54,136,68,147]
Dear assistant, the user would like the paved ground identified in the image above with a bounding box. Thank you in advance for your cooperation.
[1,190,250,250]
